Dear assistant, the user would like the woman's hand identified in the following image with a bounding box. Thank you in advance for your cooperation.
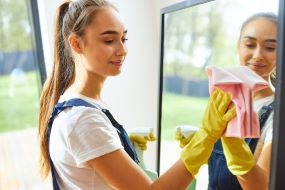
[181,88,236,176]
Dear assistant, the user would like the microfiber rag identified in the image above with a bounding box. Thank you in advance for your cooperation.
[206,65,269,138]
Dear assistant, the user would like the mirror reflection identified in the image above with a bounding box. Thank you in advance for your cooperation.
[159,0,278,189]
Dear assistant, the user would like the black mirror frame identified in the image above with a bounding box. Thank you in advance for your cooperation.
[269,0,285,189]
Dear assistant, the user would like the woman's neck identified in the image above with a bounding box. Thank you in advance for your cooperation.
[65,72,105,100]
[253,87,274,100]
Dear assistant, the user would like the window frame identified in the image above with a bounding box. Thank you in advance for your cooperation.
[27,0,46,86]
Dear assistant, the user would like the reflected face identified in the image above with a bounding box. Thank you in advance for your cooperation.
[238,18,277,79]
[80,7,128,78]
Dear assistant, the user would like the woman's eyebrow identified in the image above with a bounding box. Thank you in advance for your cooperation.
[100,30,128,35]
[242,36,256,40]
[242,36,277,43]
[265,39,277,43]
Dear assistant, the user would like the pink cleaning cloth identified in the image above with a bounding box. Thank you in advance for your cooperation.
[206,65,269,138]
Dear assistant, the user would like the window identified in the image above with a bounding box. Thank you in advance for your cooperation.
[0,0,49,189]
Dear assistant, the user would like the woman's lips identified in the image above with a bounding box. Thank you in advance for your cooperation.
[110,60,122,66]
[249,63,266,70]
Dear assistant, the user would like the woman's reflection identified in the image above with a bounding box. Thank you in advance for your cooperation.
[208,12,277,190]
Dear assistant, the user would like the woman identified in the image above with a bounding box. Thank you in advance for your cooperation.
[208,12,277,190]
[38,0,236,189]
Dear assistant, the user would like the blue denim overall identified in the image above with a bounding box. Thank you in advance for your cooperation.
[208,102,274,190]
[47,98,139,190]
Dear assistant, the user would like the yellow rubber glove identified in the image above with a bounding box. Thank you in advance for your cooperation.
[181,88,236,176]
[129,132,156,151]
[221,137,255,176]
[175,130,195,148]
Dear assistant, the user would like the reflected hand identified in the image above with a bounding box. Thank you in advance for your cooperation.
[221,137,255,176]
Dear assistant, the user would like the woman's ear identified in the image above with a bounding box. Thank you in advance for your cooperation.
[68,34,83,54]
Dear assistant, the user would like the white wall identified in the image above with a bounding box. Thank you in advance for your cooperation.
[38,0,183,172]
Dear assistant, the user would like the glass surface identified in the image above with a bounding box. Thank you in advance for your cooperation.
[0,0,41,132]
[0,0,50,189]
[159,0,278,189]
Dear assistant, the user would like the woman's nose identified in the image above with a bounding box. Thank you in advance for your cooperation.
[252,47,264,61]
[116,42,128,56]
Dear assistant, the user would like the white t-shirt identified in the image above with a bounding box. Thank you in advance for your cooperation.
[49,93,123,190]
[253,95,274,159]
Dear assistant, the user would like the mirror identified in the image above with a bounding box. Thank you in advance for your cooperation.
[158,0,279,189]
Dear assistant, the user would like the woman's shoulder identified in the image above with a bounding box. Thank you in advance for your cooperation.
[53,94,113,135]
[59,92,109,109]
[254,95,274,111]
[57,94,107,122]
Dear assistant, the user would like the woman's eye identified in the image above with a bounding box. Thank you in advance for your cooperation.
[245,43,255,49]
[265,46,276,51]
[104,40,114,44]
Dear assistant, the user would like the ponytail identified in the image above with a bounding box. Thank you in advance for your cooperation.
[38,0,74,178]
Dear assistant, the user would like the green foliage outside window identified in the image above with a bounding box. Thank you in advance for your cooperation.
[0,71,39,132]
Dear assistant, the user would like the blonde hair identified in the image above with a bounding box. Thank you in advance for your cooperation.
[239,12,277,39]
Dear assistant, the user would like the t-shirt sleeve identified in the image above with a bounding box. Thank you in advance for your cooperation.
[67,107,123,167]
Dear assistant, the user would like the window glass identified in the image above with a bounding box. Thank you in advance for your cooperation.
[0,0,50,189]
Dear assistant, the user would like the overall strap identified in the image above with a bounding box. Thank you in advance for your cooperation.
[47,98,139,189]
[102,109,139,163]
[258,101,274,128]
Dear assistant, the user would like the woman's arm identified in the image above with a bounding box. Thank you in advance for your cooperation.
[88,149,192,190]
[237,141,272,190]
[88,88,236,190]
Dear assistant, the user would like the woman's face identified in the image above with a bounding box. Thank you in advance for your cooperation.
[238,18,277,80]
[79,7,128,78]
